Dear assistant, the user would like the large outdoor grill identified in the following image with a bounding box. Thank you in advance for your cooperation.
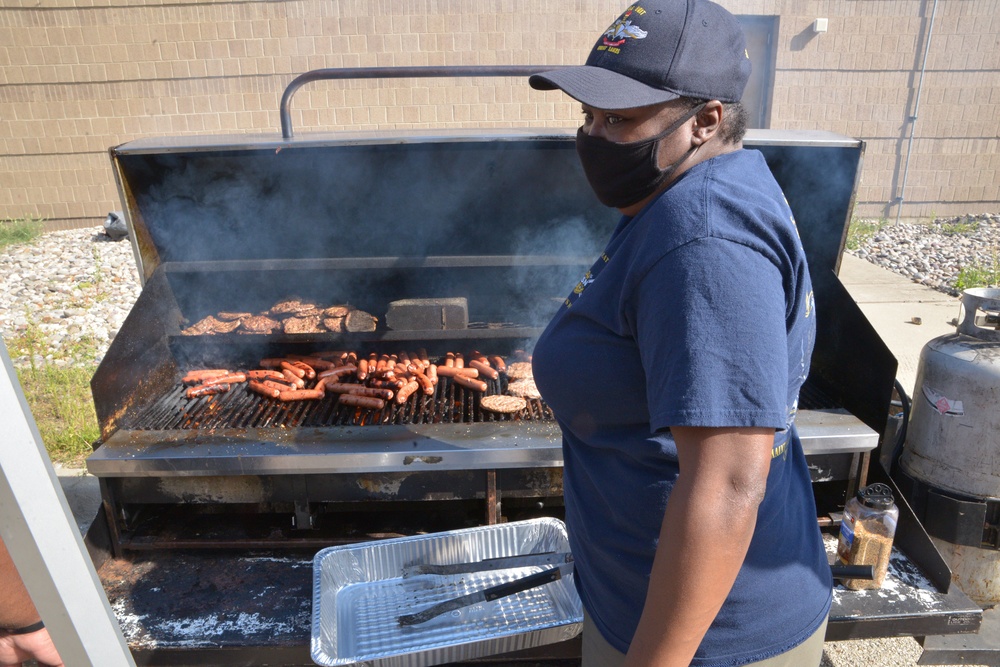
[83,68,983,666]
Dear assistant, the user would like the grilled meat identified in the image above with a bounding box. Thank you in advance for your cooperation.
[283,315,323,334]
[181,315,242,335]
[240,314,281,334]
[506,378,540,399]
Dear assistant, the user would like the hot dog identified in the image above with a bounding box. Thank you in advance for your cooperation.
[427,363,438,385]
[186,383,230,399]
[278,389,324,401]
[201,372,247,386]
[247,369,286,382]
[248,380,281,399]
[412,369,434,395]
[356,358,369,381]
[182,369,231,384]
[288,360,316,379]
[286,355,336,370]
[489,355,506,372]
[280,361,307,379]
[395,380,421,404]
[318,364,357,381]
[468,359,498,380]
[323,383,394,400]
[338,394,385,410]
[263,379,297,392]
[435,366,479,379]
[282,368,306,389]
[452,375,488,392]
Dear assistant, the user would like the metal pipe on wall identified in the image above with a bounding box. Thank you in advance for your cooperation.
[895,0,940,225]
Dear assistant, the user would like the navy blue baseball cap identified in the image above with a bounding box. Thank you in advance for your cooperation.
[530,0,751,109]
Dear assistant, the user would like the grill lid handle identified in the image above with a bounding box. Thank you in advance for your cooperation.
[279,65,559,139]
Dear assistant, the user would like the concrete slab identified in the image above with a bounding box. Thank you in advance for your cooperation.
[838,255,963,399]
[52,464,101,535]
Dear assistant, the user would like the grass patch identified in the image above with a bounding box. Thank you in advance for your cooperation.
[938,219,980,236]
[0,216,44,250]
[2,220,100,467]
[846,217,887,251]
[954,253,1000,292]
[7,322,101,468]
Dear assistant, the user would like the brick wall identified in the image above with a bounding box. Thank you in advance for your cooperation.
[736,0,1000,221]
[0,0,997,231]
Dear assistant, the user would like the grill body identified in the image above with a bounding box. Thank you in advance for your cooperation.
[85,112,982,664]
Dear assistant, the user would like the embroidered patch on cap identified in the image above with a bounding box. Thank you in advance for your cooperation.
[599,6,650,51]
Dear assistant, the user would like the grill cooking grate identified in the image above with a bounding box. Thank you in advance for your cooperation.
[123,376,553,431]
[124,377,837,432]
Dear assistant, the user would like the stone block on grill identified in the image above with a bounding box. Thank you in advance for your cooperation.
[385,298,468,330]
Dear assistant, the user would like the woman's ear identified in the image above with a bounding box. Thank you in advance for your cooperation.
[691,100,724,145]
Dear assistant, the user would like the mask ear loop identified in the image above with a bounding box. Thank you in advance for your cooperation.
[655,101,708,142]
[647,102,709,188]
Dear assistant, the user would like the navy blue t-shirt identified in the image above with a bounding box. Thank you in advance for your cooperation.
[532,149,832,665]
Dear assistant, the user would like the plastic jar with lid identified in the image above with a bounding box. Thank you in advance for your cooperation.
[836,482,900,590]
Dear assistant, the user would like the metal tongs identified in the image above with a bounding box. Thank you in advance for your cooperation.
[398,552,574,626]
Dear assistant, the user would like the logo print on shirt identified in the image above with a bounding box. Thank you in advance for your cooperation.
[771,439,788,460]
[565,252,610,308]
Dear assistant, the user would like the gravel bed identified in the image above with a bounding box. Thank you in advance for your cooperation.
[0,226,141,367]
[847,212,1000,296]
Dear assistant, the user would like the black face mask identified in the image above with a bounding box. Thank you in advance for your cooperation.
[576,102,706,209]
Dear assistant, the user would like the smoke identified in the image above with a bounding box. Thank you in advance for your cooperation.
[506,214,607,328]
[125,137,617,330]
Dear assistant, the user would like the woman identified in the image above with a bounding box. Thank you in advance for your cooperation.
[529,1,832,665]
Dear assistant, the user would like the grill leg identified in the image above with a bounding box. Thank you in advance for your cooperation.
[486,470,501,525]
[845,451,872,500]
[98,478,124,558]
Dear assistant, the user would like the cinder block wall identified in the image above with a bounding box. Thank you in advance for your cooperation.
[1,0,997,231]
[737,0,1000,222]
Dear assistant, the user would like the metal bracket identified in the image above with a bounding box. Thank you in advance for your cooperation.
[898,469,1000,550]
[292,501,316,530]
[291,477,316,530]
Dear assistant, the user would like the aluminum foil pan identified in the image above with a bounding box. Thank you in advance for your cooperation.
[311,517,582,666]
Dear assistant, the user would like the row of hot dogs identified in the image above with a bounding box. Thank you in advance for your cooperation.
[181,349,531,412]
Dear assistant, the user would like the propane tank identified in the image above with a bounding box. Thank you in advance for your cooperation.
[897,288,1000,606]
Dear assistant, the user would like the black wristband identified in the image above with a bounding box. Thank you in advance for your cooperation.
[7,620,45,635]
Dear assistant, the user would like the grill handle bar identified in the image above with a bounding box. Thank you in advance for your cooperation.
[280,65,557,139]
